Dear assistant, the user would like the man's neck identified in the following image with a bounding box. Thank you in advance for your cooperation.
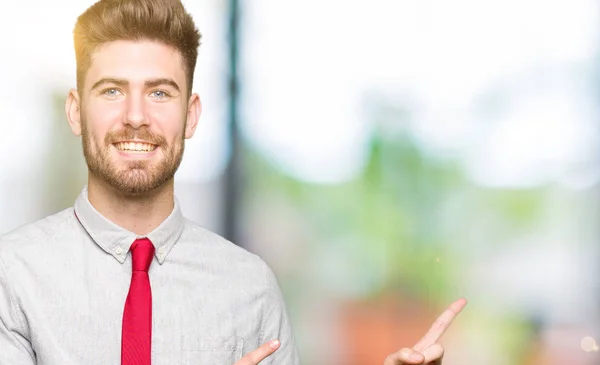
[87,174,175,236]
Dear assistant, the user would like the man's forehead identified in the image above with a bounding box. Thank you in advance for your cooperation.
[86,40,186,84]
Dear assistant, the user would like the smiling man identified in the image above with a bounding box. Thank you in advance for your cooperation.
[0,1,297,364]
[0,1,464,365]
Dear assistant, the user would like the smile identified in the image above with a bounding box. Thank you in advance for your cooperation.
[114,141,158,153]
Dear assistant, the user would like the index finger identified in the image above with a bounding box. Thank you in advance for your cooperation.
[413,298,467,352]
[234,339,280,365]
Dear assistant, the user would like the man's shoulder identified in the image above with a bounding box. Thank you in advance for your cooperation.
[181,219,271,272]
[0,208,75,255]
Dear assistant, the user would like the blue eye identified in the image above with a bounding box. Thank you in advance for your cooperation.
[103,88,120,97]
[152,90,168,99]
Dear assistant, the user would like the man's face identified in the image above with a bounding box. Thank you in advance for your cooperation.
[68,40,200,195]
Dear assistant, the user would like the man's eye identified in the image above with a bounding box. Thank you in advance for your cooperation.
[151,90,169,99]
[103,88,121,97]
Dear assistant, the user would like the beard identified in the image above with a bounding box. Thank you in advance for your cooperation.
[81,121,185,196]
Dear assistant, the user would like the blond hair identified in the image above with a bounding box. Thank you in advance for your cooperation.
[74,0,201,95]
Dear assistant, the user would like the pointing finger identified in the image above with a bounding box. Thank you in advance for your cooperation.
[234,339,280,365]
[413,298,467,352]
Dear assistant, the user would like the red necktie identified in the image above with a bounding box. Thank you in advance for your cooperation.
[121,238,155,365]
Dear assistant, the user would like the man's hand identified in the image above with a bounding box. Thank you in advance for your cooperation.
[384,298,467,365]
[234,339,280,365]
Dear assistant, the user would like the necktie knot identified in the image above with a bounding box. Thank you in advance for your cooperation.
[130,238,155,272]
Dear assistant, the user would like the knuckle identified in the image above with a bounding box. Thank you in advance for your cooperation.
[384,353,402,364]
[433,319,447,330]
[399,347,412,354]
[436,344,445,357]
[423,343,445,361]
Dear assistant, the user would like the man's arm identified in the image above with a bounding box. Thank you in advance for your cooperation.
[258,265,301,365]
[0,257,36,364]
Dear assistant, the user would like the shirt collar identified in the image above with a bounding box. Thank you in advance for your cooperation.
[73,186,184,265]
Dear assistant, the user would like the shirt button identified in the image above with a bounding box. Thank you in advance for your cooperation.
[158,246,166,255]
[115,247,123,255]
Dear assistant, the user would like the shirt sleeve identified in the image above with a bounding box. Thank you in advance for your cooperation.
[259,264,301,365]
[0,256,36,364]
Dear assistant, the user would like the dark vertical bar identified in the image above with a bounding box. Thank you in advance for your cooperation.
[223,0,243,245]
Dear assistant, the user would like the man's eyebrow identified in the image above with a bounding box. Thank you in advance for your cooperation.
[90,78,181,92]
[145,78,180,92]
[91,78,129,91]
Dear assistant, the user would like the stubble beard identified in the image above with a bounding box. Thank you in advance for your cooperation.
[81,121,185,196]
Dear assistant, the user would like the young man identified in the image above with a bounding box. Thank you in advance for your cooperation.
[0,1,465,364]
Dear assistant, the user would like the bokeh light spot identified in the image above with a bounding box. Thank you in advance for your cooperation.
[581,336,598,352]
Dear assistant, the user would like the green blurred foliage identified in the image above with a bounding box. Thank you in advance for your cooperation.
[245,124,547,300]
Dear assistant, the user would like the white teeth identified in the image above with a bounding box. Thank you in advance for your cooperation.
[115,142,157,152]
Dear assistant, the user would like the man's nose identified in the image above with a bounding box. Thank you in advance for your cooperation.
[124,94,148,128]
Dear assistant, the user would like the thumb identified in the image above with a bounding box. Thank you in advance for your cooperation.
[384,347,425,364]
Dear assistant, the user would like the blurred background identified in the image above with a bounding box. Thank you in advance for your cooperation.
[1,0,599,364]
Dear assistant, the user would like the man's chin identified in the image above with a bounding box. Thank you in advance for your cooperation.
[119,159,150,170]
[109,180,159,196]
[110,170,175,196]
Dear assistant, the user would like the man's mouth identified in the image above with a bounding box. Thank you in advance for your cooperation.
[113,141,158,153]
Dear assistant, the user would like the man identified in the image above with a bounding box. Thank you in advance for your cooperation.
[0,0,466,364]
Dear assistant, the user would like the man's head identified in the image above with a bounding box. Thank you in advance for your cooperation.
[74,0,201,97]
[65,0,202,196]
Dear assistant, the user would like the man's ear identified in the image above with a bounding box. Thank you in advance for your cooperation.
[185,93,202,139]
[65,89,82,136]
